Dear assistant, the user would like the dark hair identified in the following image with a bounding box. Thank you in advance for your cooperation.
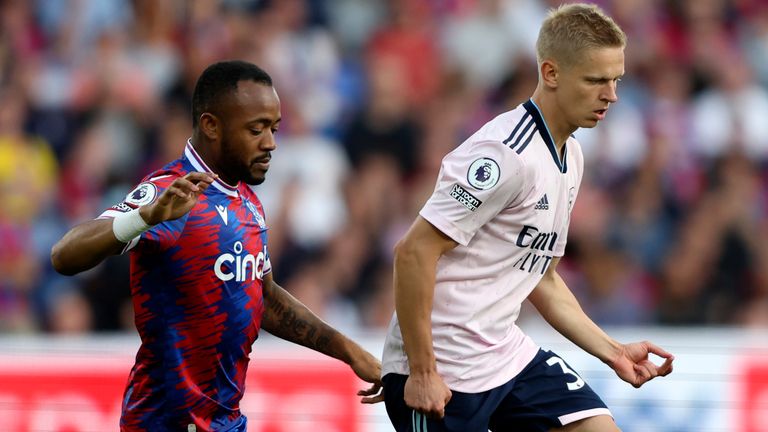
[191,60,273,127]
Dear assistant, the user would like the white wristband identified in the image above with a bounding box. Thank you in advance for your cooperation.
[112,208,153,243]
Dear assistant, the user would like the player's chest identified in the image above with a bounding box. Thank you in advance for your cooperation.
[507,168,578,232]
[178,195,270,285]
[212,195,266,231]
[184,195,269,248]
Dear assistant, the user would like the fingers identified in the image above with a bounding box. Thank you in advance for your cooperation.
[643,341,674,360]
[423,405,445,420]
[412,390,451,419]
[184,171,217,186]
[409,406,445,419]
[426,396,450,419]
[357,380,384,404]
[358,382,384,404]
[433,389,452,418]
[658,356,674,377]
[403,373,451,419]
[167,172,216,199]
[633,361,656,384]
[406,399,446,419]
[640,341,675,379]
[167,184,195,199]
[631,364,647,388]
[357,382,382,397]
[361,393,385,404]
[632,356,675,387]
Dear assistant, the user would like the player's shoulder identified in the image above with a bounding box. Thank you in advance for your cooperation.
[477,106,535,155]
[495,103,530,126]
[119,163,186,210]
[140,160,188,187]
[470,103,531,144]
[467,104,540,163]
[443,103,538,181]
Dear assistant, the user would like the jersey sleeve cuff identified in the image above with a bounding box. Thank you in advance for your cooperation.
[97,209,125,219]
[96,211,142,254]
[419,208,472,246]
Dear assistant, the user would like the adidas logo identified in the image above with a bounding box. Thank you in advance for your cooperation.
[535,194,549,210]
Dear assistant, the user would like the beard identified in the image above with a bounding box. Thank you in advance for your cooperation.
[220,136,267,185]
[245,173,266,185]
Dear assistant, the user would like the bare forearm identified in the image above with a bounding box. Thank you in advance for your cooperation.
[531,272,620,363]
[394,245,438,374]
[51,219,125,275]
[261,280,357,364]
[52,173,215,276]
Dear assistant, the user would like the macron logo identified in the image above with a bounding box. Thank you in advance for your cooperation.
[216,204,228,225]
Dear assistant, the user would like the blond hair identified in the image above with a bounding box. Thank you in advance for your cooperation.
[536,3,626,68]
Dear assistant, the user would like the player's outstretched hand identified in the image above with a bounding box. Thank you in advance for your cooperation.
[404,370,452,419]
[350,349,384,404]
[139,172,216,225]
[607,341,674,388]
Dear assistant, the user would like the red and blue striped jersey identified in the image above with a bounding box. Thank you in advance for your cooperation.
[99,141,271,431]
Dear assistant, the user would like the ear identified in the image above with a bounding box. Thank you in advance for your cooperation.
[540,59,559,89]
[199,113,220,141]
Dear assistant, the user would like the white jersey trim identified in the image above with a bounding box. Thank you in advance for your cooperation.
[98,210,124,219]
[148,174,173,182]
[558,408,613,426]
[184,139,239,198]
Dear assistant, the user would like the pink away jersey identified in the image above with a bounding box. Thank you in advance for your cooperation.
[382,99,584,392]
[98,141,271,431]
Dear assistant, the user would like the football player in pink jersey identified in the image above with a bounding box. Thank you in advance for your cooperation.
[382,4,674,432]
[52,61,383,432]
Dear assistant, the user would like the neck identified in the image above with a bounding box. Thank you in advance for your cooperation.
[189,133,237,186]
[530,88,575,153]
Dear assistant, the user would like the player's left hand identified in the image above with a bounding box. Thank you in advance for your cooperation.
[350,348,384,404]
[607,341,674,388]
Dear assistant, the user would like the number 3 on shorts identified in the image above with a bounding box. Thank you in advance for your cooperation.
[546,356,585,390]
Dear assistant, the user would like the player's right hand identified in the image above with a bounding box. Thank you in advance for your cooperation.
[607,340,674,388]
[139,172,216,225]
[404,370,452,419]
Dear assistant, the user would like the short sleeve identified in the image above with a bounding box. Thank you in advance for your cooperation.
[419,140,527,246]
[98,173,187,253]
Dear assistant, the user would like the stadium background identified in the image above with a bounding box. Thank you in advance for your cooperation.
[0,0,766,430]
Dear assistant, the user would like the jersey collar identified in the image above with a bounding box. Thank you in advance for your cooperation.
[523,99,568,173]
[184,139,239,198]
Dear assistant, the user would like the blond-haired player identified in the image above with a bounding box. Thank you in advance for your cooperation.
[382,4,674,431]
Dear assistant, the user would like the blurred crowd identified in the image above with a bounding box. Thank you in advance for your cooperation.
[1,0,768,334]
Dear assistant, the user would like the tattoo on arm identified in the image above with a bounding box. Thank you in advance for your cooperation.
[262,281,342,360]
